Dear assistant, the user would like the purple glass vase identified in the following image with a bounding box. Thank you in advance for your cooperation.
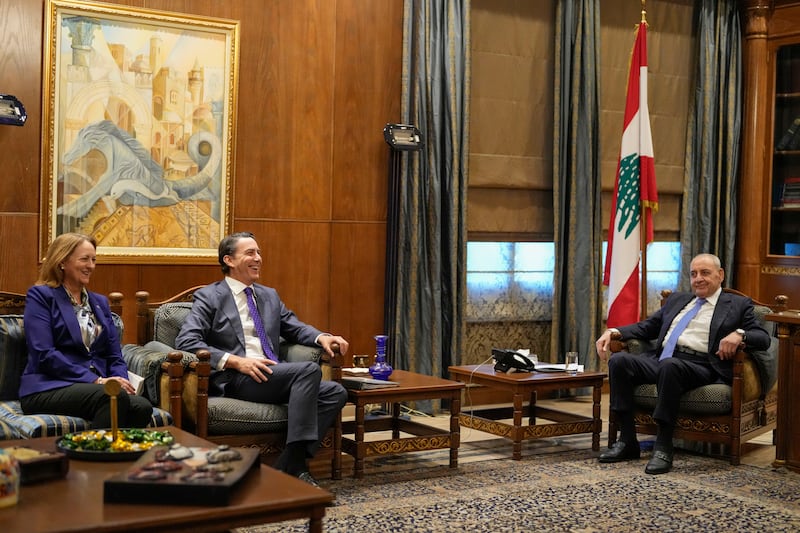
[369,334,393,380]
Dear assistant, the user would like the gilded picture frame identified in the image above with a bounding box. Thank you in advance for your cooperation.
[41,0,239,263]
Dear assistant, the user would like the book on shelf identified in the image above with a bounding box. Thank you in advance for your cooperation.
[776,117,800,151]
[781,178,800,205]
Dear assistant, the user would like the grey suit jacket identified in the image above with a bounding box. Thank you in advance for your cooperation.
[617,290,770,382]
[175,280,323,392]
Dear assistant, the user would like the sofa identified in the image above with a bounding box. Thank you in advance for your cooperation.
[0,290,172,440]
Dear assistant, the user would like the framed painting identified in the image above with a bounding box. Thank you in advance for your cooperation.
[41,0,239,263]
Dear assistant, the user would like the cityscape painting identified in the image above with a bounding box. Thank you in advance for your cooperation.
[40,0,240,263]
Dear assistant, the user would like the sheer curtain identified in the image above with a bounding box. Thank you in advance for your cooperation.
[551,0,603,371]
[393,0,469,381]
[679,0,742,286]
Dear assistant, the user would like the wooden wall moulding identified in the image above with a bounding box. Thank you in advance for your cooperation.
[40,0,240,264]
[761,264,800,276]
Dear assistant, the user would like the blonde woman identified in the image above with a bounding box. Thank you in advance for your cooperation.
[19,233,152,428]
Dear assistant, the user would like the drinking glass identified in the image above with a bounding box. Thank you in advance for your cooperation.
[565,352,579,375]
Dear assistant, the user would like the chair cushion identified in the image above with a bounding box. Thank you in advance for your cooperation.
[280,342,323,364]
[153,302,194,347]
[0,417,21,440]
[207,397,288,435]
[148,407,174,427]
[749,303,778,394]
[123,341,197,406]
[634,383,732,415]
[0,315,25,401]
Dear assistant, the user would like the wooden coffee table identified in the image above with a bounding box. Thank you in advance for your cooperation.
[1,426,333,533]
[448,365,606,460]
[340,369,464,478]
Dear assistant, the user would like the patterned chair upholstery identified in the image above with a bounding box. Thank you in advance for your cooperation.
[124,287,343,477]
[0,291,172,440]
[607,288,787,465]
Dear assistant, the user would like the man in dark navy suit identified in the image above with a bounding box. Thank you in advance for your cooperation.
[176,232,348,487]
[594,253,770,474]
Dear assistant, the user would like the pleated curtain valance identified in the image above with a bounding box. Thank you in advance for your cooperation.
[468,0,693,242]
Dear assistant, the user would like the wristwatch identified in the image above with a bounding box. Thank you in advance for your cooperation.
[735,328,746,342]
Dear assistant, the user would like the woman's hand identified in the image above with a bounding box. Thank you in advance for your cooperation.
[96,376,137,395]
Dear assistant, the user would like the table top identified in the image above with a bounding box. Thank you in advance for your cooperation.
[449,364,606,385]
[343,369,464,398]
[1,426,333,533]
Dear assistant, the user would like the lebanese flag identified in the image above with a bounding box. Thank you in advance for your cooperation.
[603,23,658,328]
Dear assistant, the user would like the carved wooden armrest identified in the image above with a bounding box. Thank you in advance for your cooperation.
[184,349,212,438]
[320,343,343,382]
[159,351,185,428]
[607,330,626,353]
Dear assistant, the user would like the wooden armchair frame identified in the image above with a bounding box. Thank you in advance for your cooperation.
[133,286,202,429]
[607,288,788,465]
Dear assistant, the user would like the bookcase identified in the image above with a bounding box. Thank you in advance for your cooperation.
[736,1,800,306]
[771,43,800,256]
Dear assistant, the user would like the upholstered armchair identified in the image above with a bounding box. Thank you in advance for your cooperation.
[607,288,787,465]
[124,286,344,477]
[0,290,172,440]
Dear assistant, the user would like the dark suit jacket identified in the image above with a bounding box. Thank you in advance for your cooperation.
[19,284,127,397]
[617,290,770,382]
[174,280,324,395]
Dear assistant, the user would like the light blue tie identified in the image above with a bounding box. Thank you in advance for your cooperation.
[659,298,707,361]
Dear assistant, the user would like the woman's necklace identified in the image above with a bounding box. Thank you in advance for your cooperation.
[64,285,85,307]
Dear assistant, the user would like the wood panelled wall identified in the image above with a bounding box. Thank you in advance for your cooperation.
[0,0,403,356]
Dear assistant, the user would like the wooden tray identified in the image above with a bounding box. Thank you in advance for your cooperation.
[5,447,69,485]
[103,445,260,506]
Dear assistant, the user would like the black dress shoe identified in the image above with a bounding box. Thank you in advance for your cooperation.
[296,471,321,488]
[598,441,641,463]
[645,450,673,475]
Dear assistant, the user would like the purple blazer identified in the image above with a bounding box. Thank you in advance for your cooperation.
[19,284,128,398]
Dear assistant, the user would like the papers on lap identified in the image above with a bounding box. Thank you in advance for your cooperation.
[128,371,145,395]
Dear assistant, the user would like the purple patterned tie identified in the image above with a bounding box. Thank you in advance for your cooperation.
[244,287,277,362]
[659,298,707,361]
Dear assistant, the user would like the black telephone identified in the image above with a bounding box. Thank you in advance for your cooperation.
[492,348,536,373]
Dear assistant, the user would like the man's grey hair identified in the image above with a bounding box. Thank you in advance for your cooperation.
[691,253,721,269]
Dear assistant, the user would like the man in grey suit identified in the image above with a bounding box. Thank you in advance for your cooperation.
[176,232,348,487]
[594,253,770,474]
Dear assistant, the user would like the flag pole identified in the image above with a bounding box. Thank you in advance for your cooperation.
[603,1,658,329]
[639,0,648,320]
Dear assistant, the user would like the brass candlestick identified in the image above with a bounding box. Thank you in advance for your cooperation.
[104,380,121,440]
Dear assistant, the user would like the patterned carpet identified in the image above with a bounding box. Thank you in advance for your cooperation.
[238,437,800,533]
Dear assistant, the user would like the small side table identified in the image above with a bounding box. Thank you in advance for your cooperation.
[448,364,606,460]
[340,369,464,478]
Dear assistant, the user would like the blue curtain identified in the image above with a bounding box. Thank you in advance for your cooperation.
[394,0,469,381]
[679,0,742,287]
[551,0,602,370]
